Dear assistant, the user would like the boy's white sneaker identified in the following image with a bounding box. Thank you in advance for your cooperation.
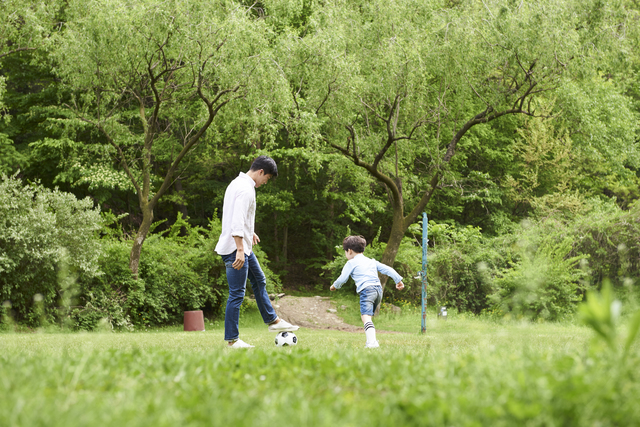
[268,319,299,332]
[228,339,254,348]
[365,341,380,349]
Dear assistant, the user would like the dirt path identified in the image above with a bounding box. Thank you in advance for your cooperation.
[274,295,361,332]
[273,295,404,334]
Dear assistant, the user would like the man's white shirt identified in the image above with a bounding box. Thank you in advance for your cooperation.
[215,172,256,256]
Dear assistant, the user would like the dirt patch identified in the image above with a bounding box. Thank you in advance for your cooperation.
[273,295,403,334]
[274,295,361,332]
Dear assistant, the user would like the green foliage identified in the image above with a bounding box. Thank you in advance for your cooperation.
[565,200,640,286]
[427,222,499,314]
[0,134,27,174]
[49,0,291,202]
[492,236,588,321]
[0,0,64,175]
[0,173,102,325]
[77,214,282,330]
[79,218,223,329]
[579,280,640,360]
[579,280,622,350]
[1,0,640,323]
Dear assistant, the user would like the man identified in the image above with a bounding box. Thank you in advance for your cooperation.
[215,155,299,348]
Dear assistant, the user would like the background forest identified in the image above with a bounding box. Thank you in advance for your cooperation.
[1,0,639,330]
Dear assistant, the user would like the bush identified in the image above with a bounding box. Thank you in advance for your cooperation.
[426,222,499,314]
[488,200,640,320]
[78,214,283,330]
[565,199,640,288]
[491,235,588,320]
[0,173,102,326]
[0,174,284,331]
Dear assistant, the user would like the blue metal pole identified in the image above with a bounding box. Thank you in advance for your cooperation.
[421,212,428,334]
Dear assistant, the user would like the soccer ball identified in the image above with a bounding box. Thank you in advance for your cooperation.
[274,331,298,347]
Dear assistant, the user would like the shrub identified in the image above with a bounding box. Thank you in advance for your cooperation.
[427,199,640,320]
[0,176,283,331]
[78,214,283,330]
[426,222,501,314]
[489,200,640,320]
[565,199,640,288]
[491,236,588,320]
[0,173,102,325]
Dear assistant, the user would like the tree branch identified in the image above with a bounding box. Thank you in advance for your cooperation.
[0,46,37,60]
[64,106,143,201]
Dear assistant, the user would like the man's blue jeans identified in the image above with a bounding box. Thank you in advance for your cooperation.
[221,251,277,341]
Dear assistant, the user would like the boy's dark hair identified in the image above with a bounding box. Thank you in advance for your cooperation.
[343,235,366,253]
[250,155,278,177]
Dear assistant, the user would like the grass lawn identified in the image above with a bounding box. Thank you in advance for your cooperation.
[1,301,639,426]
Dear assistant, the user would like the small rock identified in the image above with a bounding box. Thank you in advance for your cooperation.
[275,305,280,308]
[390,304,401,314]
[268,294,276,300]
[277,293,286,298]
[340,305,348,310]
[327,309,337,313]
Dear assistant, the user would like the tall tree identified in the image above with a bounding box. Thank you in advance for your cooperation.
[274,0,635,288]
[52,0,288,277]
[0,0,61,173]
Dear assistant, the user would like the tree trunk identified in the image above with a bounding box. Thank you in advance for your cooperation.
[129,204,154,279]
[378,199,406,289]
[282,225,288,263]
[274,212,280,263]
[174,177,189,219]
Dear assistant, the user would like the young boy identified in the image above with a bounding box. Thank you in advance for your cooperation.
[330,235,405,348]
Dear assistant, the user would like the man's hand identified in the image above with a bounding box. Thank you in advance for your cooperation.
[232,250,245,270]
[253,233,260,245]
[330,285,336,291]
[396,281,405,290]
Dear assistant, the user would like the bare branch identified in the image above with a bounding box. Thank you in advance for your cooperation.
[0,46,36,59]
[315,77,337,115]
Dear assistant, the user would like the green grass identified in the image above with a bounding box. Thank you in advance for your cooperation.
[1,305,639,426]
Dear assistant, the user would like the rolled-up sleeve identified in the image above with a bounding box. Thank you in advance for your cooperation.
[230,190,251,237]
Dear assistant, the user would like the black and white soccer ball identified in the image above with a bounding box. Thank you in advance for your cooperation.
[274,331,298,347]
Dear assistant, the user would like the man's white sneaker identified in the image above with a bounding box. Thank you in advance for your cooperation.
[268,319,299,332]
[228,339,254,348]
[365,341,380,349]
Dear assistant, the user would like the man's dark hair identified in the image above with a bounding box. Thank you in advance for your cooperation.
[250,155,278,177]
[342,235,366,253]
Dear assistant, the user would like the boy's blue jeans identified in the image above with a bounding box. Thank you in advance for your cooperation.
[221,251,277,341]
[359,284,383,316]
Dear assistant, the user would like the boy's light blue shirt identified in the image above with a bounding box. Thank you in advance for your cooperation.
[332,253,403,293]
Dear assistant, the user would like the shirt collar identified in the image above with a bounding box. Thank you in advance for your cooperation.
[238,172,256,188]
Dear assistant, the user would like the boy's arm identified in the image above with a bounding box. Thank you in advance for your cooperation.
[374,260,403,285]
[330,262,354,291]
